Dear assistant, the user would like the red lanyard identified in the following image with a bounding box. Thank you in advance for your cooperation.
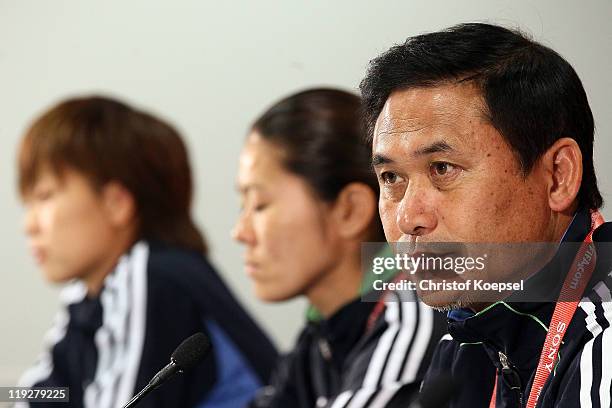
[489,210,604,408]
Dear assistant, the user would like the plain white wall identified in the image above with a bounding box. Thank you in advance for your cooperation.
[0,0,610,385]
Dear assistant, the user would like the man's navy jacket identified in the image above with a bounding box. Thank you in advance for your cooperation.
[422,209,612,407]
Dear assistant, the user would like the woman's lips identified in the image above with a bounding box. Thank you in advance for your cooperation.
[31,247,47,264]
[244,262,259,277]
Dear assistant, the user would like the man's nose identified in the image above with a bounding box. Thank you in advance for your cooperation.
[396,181,437,238]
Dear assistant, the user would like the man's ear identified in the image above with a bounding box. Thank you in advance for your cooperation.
[101,181,137,228]
[331,182,377,240]
[541,137,582,212]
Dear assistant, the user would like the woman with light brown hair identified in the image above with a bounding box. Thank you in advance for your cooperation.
[17,96,277,408]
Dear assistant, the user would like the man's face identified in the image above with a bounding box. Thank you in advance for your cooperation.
[372,84,555,307]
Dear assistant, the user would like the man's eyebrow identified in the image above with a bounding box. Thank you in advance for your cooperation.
[413,141,453,157]
[372,154,393,167]
[372,141,454,167]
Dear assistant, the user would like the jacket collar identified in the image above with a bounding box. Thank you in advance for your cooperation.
[307,297,376,368]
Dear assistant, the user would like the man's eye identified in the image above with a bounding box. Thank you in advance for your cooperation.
[430,162,461,179]
[380,172,399,185]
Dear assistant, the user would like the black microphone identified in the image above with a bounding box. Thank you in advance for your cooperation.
[407,374,458,408]
[122,332,212,408]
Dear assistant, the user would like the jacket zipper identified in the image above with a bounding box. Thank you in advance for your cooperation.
[499,351,524,407]
[318,338,333,361]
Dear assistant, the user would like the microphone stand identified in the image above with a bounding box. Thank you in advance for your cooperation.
[122,360,182,408]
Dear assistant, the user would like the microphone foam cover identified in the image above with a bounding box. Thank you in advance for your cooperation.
[171,332,212,371]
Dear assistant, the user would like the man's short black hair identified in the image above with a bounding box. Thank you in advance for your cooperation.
[360,22,603,209]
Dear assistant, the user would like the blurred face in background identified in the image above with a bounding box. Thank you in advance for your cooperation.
[22,166,132,288]
[233,133,342,302]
